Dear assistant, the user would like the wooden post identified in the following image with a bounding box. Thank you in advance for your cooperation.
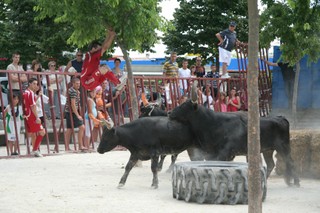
[247,0,262,212]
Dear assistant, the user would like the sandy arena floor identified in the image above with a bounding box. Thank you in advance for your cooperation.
[0,150,320,213]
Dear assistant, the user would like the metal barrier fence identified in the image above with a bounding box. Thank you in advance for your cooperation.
[0,69,131,158]
[0,63,271,158]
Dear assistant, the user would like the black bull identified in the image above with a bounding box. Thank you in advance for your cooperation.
[169,82,300,186]
[97,116,197,188]
[139,103,204,172]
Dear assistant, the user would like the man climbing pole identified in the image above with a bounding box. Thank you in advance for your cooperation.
[81,28,121,90]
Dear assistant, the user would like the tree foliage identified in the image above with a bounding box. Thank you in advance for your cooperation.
[35,0,162,52]
[35,0,163,119]
[260,0,320,124]
[162,0,248,63]
[260,0,320,65]
[0,0,74,68]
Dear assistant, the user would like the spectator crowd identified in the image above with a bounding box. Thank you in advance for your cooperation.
[1,22,243,157]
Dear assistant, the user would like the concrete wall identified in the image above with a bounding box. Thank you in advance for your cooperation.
[272,46,320,109]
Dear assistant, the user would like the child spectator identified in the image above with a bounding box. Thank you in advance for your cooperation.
[201,86,214,110]
[205,64,220,98]
[95,86,110,120]
[214,92,227,112]
[4,93,23,155]
[92,86,109,143]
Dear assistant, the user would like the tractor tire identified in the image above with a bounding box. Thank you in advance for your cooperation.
[172,161,267,204]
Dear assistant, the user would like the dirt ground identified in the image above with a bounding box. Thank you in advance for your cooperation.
[0,150,320,213]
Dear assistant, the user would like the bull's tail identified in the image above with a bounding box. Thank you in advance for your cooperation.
[276,116,300,186]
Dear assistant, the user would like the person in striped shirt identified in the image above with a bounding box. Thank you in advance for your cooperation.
[163,52,179,78]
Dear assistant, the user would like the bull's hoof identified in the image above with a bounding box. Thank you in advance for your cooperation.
[285,177,293,186]
[294,179,300,187]
[286,179,300,188]
[117,183,125,189]
[151,184,158,189]
[172,161,267,204]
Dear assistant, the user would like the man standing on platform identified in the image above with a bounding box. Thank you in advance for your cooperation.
[216,21,240,78]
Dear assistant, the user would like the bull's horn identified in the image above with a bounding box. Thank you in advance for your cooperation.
[100,117,114,129]
[141,92,149,106]
[156,92,162,106]
[100,119,107,127]
[191,80,198,103]
[106,117,114,129]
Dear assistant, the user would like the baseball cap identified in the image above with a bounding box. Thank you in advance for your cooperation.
[230,21,237,27]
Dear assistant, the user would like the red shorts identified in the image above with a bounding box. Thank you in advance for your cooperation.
[81,70,120,91]
[26,119,44,133]
[81,50,120,90]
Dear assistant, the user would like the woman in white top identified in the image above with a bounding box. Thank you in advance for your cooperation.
[47,61,63,119]
[84,88,100,149]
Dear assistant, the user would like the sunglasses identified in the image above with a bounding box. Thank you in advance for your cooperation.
[50,65,56,67]
[77,55,83,57]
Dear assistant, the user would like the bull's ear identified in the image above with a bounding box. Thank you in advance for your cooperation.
[101,119,108,128]
[100,117,114,130]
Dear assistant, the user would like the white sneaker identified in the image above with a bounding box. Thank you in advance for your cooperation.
[221,73,231,79]
[33,151,43,157]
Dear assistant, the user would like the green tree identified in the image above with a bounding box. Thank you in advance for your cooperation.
[0,1,11,69]
[162,0,248,63]
[260,0,320,126]
[0,0,74,68]
[35,0,162,119]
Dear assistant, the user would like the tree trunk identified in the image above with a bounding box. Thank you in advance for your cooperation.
[118,43,139,120]
[291,61,300,129]
[247,0,262,212]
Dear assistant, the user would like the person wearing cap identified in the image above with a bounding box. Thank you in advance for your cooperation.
[215,21,240,78]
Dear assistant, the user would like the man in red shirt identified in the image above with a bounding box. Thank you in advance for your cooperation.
[23,78,46,157]
[81,28,120,90]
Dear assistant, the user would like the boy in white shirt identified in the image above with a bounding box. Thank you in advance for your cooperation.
[178,60,191,95]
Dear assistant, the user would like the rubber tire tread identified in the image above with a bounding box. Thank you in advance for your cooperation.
[172,161,267,204]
